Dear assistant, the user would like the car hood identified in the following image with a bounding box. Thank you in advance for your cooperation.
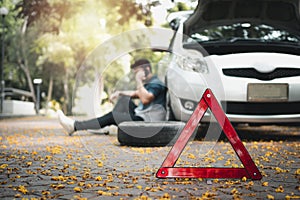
[185,0,300,35]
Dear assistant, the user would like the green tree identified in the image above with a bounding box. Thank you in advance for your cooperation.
[1,0,39,104]
[4,0,166,115]
[168,2,191,12]
[17,0,85,114]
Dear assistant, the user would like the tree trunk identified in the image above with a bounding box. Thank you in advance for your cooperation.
[22,64,36,103]
[16,17,36,106]
[15,51,36,103]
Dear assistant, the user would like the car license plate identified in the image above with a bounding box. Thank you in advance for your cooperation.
[247,83,288,102]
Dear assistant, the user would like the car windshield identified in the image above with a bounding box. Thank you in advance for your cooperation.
[185,23,300,44]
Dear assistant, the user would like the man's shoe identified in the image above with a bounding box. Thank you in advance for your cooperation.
[57,110,75,136]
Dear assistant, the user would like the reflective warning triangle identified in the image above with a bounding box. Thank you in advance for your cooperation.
[156,89,262,180]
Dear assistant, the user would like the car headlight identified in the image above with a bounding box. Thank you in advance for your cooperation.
[176,55,209,73]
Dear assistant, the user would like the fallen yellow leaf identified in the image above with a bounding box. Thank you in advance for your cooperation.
[0,164,8,169]
[275,185,284,193]
[231,188,238,195]
[42,190,50,195]
[74,187,83,193]
[18,185,28,194]
[262,182,268,187]
[97,190,112,196]
[286,195,300,200]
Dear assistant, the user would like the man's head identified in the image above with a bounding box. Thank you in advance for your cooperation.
[131,59,152,77]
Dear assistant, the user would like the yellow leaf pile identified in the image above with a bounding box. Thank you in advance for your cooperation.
[0,119,299,199]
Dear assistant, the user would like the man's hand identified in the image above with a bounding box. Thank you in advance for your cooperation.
[135,69,146,84]
[109,91,120,102]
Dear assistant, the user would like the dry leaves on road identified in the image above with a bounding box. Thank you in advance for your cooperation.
[0,120,299,199]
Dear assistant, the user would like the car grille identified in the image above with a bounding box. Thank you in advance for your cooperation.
[222,68,300,80]
[222,101,300,115]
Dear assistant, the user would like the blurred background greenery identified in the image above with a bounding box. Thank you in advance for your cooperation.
[0,0,195,115]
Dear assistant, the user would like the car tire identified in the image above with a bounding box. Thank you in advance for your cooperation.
[117,121,189,147]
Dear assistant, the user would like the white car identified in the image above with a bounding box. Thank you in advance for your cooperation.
[163,0,300,124]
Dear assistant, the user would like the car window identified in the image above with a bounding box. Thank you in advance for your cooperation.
[185,23,300,44]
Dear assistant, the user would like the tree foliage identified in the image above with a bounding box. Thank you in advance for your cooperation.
[2,0,194,114]
[168,2,191,12]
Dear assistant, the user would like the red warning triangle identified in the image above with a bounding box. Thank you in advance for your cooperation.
[156,89,262,180]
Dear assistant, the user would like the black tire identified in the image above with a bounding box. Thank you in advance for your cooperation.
[118,121,189,147]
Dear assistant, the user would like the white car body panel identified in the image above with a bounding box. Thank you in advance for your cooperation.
[165,0,300,124]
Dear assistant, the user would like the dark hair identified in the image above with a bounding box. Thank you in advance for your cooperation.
[130,59,151,70]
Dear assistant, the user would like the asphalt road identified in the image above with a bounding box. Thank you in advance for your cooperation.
[0,116,299,199]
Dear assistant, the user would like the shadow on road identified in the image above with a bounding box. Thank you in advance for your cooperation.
[235,125,300,141]
[195,123,300,142]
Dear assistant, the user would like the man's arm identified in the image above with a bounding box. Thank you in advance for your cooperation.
[109,90,137,102]
[109,69,155,104]
[110,87,154,105]
[135,70,155,105]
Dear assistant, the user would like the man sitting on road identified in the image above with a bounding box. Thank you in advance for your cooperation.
[58,58,167,136]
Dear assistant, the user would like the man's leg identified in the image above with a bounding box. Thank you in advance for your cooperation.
[112,96,143,125]
[75,96,143,131]
[74,112,114,131]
